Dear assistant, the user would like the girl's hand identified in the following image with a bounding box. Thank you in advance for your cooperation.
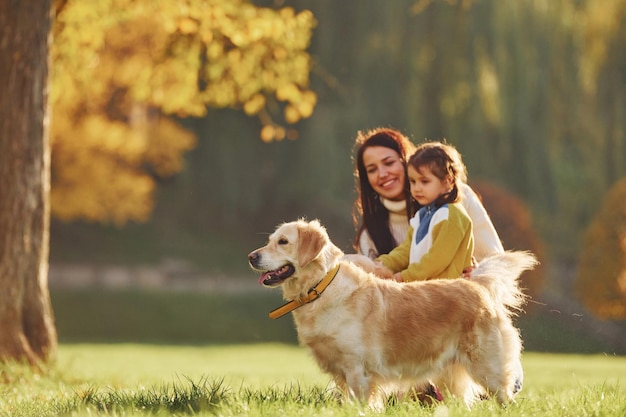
[393,272,404,282]
[462,256,478,278]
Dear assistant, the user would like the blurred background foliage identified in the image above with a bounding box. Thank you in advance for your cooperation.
[51,0,316,223]
[575,177,626,320]
[49,0,626,321]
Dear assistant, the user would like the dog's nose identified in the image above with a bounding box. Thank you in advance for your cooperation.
[248,251,259,264]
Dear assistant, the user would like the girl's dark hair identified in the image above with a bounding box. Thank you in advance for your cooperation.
[352,127,416,255]
[408,141,467,207]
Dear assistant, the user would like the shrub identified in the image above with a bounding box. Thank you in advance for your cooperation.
[471,181,546,305]
[575,177,626,320]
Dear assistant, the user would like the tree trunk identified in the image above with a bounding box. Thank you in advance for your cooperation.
[0,0,57,364]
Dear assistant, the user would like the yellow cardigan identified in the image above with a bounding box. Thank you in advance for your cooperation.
[377,203,474,281]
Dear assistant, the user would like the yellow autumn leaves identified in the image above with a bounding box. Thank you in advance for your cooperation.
[50,0,316,224]
[245,84,318,142]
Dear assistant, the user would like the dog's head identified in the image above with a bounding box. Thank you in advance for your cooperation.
[248,219,343,294]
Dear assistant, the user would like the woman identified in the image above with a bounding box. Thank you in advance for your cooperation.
[352,127,503,261]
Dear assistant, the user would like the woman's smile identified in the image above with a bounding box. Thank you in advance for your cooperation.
[379,177,398,189]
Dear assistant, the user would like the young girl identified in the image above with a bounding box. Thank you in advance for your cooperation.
[376,141,474,282]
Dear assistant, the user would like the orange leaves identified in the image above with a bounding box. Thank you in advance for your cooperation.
[50,0,316,224]
[260,125,285,143]
[243,94,266,116]
[50,116,154,225]
[50,112,196,225]
[178,17,200,35]
[276,84,317,124]
[191,2,317,132]
[143,118,197,177]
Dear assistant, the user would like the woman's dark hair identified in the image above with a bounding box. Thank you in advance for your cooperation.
[408,141,467,207]
[352,127,416,255]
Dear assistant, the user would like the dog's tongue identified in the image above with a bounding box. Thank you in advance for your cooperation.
[258,271,271,284]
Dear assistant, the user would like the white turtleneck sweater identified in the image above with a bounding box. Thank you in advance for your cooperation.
[357,183,504,261]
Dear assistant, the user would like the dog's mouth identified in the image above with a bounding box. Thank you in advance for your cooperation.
[257,264,296,286]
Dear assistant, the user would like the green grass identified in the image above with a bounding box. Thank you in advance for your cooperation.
[1,344,625,417]
[36,289,626,415]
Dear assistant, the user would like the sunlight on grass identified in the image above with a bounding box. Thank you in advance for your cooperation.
[56,343,329,389]
[522,352,625,392]
[1,344,625,416]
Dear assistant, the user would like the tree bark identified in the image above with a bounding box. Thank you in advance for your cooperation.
[0,0,57,364]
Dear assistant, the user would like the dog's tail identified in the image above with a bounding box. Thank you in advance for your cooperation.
[469,251,538,314]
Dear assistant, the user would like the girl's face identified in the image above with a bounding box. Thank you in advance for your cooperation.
[408,165,452,206]
[362,146,406,201]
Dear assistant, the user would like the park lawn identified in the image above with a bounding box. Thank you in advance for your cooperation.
[1,343,625,416]
[55,343,328,389]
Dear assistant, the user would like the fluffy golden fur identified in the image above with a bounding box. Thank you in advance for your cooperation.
[248,219,537,408]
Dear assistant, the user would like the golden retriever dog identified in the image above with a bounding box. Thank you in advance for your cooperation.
[248,219,537,408]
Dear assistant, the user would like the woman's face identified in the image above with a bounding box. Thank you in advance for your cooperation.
[362,146,406,201]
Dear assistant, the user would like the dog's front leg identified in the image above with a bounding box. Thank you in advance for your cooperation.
[346,372,370,402]
[345,367,380,408]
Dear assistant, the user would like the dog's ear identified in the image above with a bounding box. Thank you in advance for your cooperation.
[297,221,327,268]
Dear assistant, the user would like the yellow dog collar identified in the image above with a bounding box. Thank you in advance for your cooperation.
[269,264,340,319]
